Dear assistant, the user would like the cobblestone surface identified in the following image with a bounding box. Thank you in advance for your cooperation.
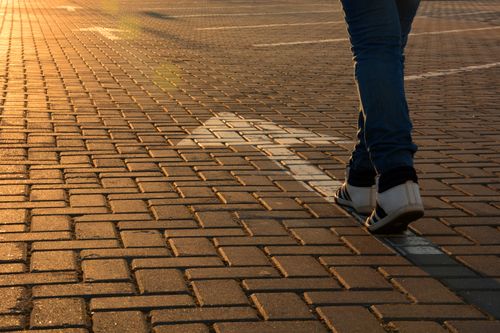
[0,0,499,331]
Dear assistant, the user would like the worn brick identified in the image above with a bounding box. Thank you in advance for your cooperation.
[242,219,288,236]
[31,251,77,272]
[82,259,130,282]
[251,292,313,320]
[154,324,209,333]
[457,255,500,276]
[132,257,223,270]
[186,267,280,280]
[291,228,342,245]
[272,256,329,277]
[305,290,409,305]
[0,243,26,262]
[135,269,187,294]
[392,278,463,303]
[151,307,258,325]
[32,283,135,298]
[0,287,26,314]
[243,278,340,292]
[121,230,165,247]
[371,304,485,320]
[169,237,217,257]
[445,320,500,333]
[214,321,329,333]
[93,311,148,333]
[75,222,116,239]
[331,267,392,290]
[317,306,386,333]
[91,295,194,311]
[391,321,449,333]
[219,246,271,266]
[70,194,106,207]
[110,199,149,213]
[193,279,248,306]
[152,205,193,220]
[30,215,71,232]
[30,298,88,328]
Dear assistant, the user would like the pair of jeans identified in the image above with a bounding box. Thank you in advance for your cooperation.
[340,0,420,176]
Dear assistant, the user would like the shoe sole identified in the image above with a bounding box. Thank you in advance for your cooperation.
[334,196,373,216]
[366,206,424,234]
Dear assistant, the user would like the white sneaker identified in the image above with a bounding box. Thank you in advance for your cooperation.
[334,182,376,215]
[365,181,424,233]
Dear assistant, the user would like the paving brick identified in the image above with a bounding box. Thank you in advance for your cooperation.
[154,324,209,333]
[0,272,77,286]
[243,278,340,292]
[390,321,449,333]
[392,277,463,303]
[132,257,224,270]
[70,194,106,207]
[445,320,500,333]
[0,315,23,331]
[455,226,500,244]
[371,304,486,320]
[305,290,409,305]
[320,255,410,266]
[214,236,298,246]
[110,199,149,213]
[193,279,248,306]
[90,295,194,311]
[186,267,280,280]
[32,283,135,298]
[219,246,271,266]
[0,287,26,314]
[0,243,26,262]
[135,269,187,294]
[30,251,77,272]
[214,321,329,333]
[75,222,117,239]
[251,292,313,320]
[82,259,130,282]
[457,255,500,276]
[93,311,148,333]
[341,236,396,255]
[242,219,288,236]
[81,248,170,259]
[151,307,258,325]
[30,215,71,232]
[121,230,165,247]
[272,256,330,277]
[317,306,386,333]
[291,228,342,245]
[30,298,88,328]
[331,267,393,290]
[169,237,217,256]
[265,245,351,256]
[152,205,193,220]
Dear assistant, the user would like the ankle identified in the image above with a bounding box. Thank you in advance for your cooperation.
[347,167,377,187]
[378,166,418,193]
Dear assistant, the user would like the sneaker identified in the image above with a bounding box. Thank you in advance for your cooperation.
[365,180,424,233]
[334,182,376,215]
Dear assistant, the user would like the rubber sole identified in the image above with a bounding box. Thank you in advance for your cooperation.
[334,196,373,216]
[366,207,424,234]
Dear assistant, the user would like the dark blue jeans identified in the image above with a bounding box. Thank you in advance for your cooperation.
[341,0,420,176]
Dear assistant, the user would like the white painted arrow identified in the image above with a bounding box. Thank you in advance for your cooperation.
[178,112,353,200]
[77,27,125,40]
[57,5,81,12]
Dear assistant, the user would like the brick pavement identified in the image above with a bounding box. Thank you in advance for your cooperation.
[0,0,499,331]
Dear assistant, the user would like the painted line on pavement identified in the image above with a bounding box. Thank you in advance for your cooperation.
[77,27,126,40]
[197,21,343,31]
[171,10,339,18]
[405,62,500,81]
[253,25,500,47]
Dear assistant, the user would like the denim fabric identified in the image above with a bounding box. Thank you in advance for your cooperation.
[341,0,420,175]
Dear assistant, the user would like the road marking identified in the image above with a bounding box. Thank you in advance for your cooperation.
[253,26,500,47]
[144,4,336,10]
[177,112,347,198]
[411,25,500,36]
[171,10,338,18]
[405,62,500,81]
[77,27,126,40]
[56,5,81,12]
[433,10,498,18]
[254,38,347,47]
[197,21,343,31]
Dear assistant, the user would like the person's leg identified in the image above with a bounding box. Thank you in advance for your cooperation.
[339,0,423,232]
[341,0,417,175]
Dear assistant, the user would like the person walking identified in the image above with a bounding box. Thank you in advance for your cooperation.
[334,0,424,233]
